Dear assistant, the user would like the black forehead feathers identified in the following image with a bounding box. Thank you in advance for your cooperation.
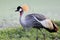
[17,6,22,10]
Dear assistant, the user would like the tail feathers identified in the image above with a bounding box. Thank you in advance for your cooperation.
[44,21,58,32]
[52,21,58,32]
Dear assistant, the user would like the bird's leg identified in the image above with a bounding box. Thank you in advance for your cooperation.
[40,28,46,40]
[36,29,38,40]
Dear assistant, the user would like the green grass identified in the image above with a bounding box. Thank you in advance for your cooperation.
[55,21,60,26]
[0,21,60,40]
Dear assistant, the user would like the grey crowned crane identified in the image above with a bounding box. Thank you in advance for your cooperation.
[15,5,58,40]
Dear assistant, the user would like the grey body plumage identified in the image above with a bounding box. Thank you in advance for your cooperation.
[20,13,46,30]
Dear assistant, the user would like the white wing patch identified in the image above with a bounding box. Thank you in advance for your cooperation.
[33,15,54,29]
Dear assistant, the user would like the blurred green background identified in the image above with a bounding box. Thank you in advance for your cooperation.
[0,0,60,21]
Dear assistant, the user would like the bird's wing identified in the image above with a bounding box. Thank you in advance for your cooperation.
[31,14,47,21]
[32,14,54,29]
[24,14,45,29]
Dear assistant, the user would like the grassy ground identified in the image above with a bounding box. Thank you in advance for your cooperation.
[0,21,60,40]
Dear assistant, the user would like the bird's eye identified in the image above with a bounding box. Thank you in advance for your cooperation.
[19,8,22,12]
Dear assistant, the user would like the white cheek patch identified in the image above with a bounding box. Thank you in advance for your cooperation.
[19,8,22,12]
[33,16,53,29]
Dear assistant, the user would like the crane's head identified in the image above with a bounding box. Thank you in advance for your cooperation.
[15,4,29,16]
[15,6,23,14]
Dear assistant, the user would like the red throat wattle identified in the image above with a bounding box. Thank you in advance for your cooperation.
[20,13,22,16]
